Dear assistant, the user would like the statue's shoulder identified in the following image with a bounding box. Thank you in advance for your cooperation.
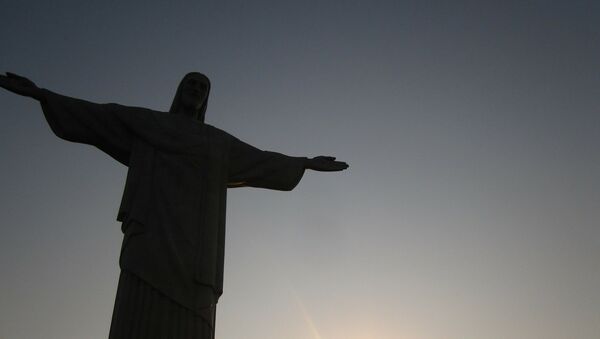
[204,123,234,140]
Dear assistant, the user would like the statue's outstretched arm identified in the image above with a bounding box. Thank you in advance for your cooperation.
[227,135,348,191]
[1,72,133,165]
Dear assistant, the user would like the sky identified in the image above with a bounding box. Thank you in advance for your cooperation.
[0,1,599,338]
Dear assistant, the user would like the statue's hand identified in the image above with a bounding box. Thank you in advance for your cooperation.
[0,72,43,100]
[306,156,349,172]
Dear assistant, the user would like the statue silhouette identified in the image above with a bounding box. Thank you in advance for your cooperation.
[0,72,348,339]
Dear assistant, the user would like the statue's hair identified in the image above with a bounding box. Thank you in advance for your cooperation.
[169,72,211,122]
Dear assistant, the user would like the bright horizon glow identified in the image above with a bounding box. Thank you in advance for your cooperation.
[289,287,414,339]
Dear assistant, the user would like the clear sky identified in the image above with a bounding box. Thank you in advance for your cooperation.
[1,1,599,338]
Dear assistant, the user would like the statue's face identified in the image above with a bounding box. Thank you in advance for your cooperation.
[179,75,209,115]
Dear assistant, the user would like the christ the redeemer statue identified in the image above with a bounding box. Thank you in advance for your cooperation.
[0,72,348,339]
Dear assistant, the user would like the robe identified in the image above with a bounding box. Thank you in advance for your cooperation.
[39,89,306,312]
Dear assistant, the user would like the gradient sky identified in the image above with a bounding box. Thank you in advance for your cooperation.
[1,1,599,338]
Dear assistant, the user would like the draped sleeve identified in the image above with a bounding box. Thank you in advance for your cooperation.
[39,89,135,166]
[227,136,307,191]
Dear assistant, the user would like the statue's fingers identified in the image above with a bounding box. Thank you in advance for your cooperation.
[329,162,348,171]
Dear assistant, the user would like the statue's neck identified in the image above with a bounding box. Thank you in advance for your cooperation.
[173,107,197,119]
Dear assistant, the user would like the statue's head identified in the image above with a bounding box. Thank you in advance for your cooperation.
[169,72,211,121]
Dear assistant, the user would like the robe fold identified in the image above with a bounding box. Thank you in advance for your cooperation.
[39,89,306,312]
